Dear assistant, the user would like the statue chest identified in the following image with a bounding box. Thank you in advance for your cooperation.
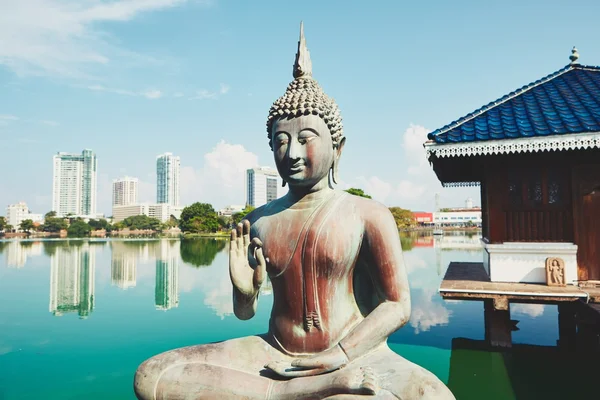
[256,204,364,279]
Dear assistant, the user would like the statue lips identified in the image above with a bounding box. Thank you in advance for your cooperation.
[288,162,306,174]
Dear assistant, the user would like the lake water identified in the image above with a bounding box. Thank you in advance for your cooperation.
[0,234,597,399]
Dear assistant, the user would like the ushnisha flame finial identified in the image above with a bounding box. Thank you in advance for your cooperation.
[570,46,579,64]
[293,21,313,79]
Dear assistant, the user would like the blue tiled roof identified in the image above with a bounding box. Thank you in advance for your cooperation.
[428,64,600,143]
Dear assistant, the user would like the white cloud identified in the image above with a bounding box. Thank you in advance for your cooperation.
[0,114,19,126]
[142,89,162,100]
[85,84,165,99]
[87,84,136,96]
[189,89,217,100]
[342,123,479,210]
[512,303,545,318]
[219,83,230,95]
[0,0,209,78]
[409,288,452,334]
[180,140,259,208]
[40,120,59,126]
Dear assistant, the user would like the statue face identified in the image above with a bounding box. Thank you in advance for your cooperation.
[272,115,334,188]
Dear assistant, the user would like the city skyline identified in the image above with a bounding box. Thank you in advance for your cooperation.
[3,1,599,214]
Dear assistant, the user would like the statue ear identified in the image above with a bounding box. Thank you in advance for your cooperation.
[331,137,346,185]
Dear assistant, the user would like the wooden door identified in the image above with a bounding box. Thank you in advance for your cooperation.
[572,165,600,281]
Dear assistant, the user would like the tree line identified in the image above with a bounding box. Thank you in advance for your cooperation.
[0,188,415,237]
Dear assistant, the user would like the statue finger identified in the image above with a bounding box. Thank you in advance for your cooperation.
[253,248,266,288]
[242,220,251,247]
[291,358,325,369]
[236,223,243,251]
[264,362,327,378]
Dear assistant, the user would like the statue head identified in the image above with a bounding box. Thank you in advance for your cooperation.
[266,23,345,188]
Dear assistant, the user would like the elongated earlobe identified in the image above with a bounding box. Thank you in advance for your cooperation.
[332,159,339,185]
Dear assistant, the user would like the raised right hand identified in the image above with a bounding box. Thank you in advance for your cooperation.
[229,219,267,298]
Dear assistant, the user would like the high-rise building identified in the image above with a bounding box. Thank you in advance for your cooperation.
[112,176,138,207]
[52,149,97,217]
[246,167,283,208]
[6,202,43,230]
[156,153,180,206]
[49,243,96,318]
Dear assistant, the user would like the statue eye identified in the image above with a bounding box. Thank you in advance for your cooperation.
[275,134,289,146]
[298,132,317,144]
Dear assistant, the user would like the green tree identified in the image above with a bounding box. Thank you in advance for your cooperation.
[180,239,227,267]
[0,216,6,231]
[44,211,57,219]
[389,207,416,230]
[179,203,219,233]
[67,221,92,237]
[122,215,161,230]
[43,217,68,233]
[166,215,179,229]
[345,188,372,199]
[19,219,35,233]
[218,215,232,230]
[232,205,256,226]
[5,224,13,233]
[88,218,110,231]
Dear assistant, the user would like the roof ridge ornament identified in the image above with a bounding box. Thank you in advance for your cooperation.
[570,46,580,64]
[293,21,313,79]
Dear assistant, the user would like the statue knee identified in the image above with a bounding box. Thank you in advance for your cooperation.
[133,358,160,400]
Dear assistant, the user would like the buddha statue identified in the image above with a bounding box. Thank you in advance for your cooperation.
[134,23,455,400]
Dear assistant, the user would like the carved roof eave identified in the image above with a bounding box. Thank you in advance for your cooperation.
[424,131,600,159]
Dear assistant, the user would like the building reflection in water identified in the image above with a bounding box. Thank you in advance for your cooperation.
[110,242,137,290]
[155,240,180,311]
[6,241,43,268]
[49,242,95,318]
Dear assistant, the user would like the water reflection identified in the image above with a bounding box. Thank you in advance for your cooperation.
[155,240,180,311]
[2,233,593,399]
[111,242,137,289]
[49,242,95,318]
[180,238,227,267]
[5,240,43,268]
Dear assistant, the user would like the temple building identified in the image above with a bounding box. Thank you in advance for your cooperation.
[426,48,600,286]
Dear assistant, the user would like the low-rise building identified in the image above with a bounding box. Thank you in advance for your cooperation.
[433,208,482,226]
[218,205,245,217]
[413,212,434,225]
[112,203,183,223]
[6,202,43,230]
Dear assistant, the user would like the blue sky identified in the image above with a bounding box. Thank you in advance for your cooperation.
[1,0,599,216]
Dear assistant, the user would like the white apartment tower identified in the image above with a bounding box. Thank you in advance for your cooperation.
[246,167,283,208]
[156,153,180,206]
[52,149,97,217]
[112,176,138,206]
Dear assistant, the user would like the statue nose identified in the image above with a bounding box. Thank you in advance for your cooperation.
[288,140,303,160]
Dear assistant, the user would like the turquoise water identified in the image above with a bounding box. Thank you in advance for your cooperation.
[0,236,595,399]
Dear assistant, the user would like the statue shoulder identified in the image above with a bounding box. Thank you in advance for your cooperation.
[342,192,392,218]
[244,197,287,225]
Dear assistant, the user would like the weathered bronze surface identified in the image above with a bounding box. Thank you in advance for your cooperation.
[133,23,455,399]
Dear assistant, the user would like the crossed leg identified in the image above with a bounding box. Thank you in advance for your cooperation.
[134,336,454,400]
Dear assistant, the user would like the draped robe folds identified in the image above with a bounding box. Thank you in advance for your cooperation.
[252,191,367,355]
[134,190,457,400]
